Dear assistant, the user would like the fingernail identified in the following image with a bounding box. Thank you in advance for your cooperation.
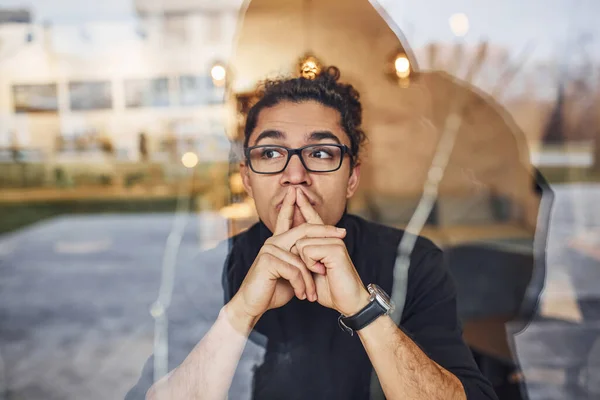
[336,228,346,233]
[302,293,307,300]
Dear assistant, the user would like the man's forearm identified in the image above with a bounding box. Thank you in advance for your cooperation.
[146,303,258,400]
[358,315,466,400]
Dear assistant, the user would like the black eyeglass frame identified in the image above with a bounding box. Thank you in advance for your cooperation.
[244,144,353,174]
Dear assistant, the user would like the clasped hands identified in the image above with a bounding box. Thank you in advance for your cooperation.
[229,187,370,328]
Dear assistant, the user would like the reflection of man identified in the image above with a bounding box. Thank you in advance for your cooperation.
[128,67,497,400]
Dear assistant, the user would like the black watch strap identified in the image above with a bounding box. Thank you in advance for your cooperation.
[338,300,387,335]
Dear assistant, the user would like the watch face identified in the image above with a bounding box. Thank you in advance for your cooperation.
[368,284,395,313]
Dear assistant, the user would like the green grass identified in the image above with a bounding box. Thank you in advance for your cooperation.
[0,197,184,236]
[0,161,232,235]
[1,165,597,236]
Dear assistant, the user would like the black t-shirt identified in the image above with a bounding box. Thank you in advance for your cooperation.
[126,214,497,400]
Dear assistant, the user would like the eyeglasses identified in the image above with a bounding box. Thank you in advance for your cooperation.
[245,144,352,174]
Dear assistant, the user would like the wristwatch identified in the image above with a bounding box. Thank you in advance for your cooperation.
[338,284,395,336]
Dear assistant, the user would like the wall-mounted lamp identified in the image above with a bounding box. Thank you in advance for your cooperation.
[298,53,323,80]
[388,50,413,86]
[394,54,411,79]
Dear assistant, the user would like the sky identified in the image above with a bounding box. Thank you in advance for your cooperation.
[0,0,136,23]
[1,0,599,63]
[382,0,600,63]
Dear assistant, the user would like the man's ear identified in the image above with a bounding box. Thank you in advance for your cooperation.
[240,162,254,198]
[346,163,361,198]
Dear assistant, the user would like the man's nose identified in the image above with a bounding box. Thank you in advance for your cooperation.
[280,153,311,186]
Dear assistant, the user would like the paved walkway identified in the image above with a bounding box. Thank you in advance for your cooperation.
[0,183,599,399]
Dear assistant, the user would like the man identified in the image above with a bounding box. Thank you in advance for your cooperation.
[127,67,497,399]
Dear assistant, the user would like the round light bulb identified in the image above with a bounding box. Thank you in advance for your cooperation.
[181,152,199,168]
[211,64,226,82]
[394,55,411,78]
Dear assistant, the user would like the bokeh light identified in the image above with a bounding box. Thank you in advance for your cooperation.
[394,55,411,78]
[210,64,227,84]
[449,13,469,37]
[181,152,199,168]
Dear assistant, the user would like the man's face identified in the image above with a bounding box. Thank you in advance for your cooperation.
[241,100,361,232]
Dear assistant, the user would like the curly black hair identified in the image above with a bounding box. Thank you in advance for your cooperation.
[243,66,366,165]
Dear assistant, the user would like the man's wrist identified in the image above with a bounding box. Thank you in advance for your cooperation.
[342,288,371,316]
[224,297,261,335]
[356,314,398,340]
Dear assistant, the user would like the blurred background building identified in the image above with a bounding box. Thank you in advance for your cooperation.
[0,0,242,232]
[0,0,598,234]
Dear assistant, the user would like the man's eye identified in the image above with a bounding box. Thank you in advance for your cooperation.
[309,149,333,159]
[261,149,285,159]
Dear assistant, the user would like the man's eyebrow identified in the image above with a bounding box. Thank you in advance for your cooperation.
[254,130,285,145]
[307,131,341,144]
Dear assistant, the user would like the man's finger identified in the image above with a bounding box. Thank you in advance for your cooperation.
[290,244,325,275]
[294,237,346,272]
[266,256,307,300]
[261,244,318,301]
[274,187,296,235]
[296,188,324,225]
[274,224,346,251]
